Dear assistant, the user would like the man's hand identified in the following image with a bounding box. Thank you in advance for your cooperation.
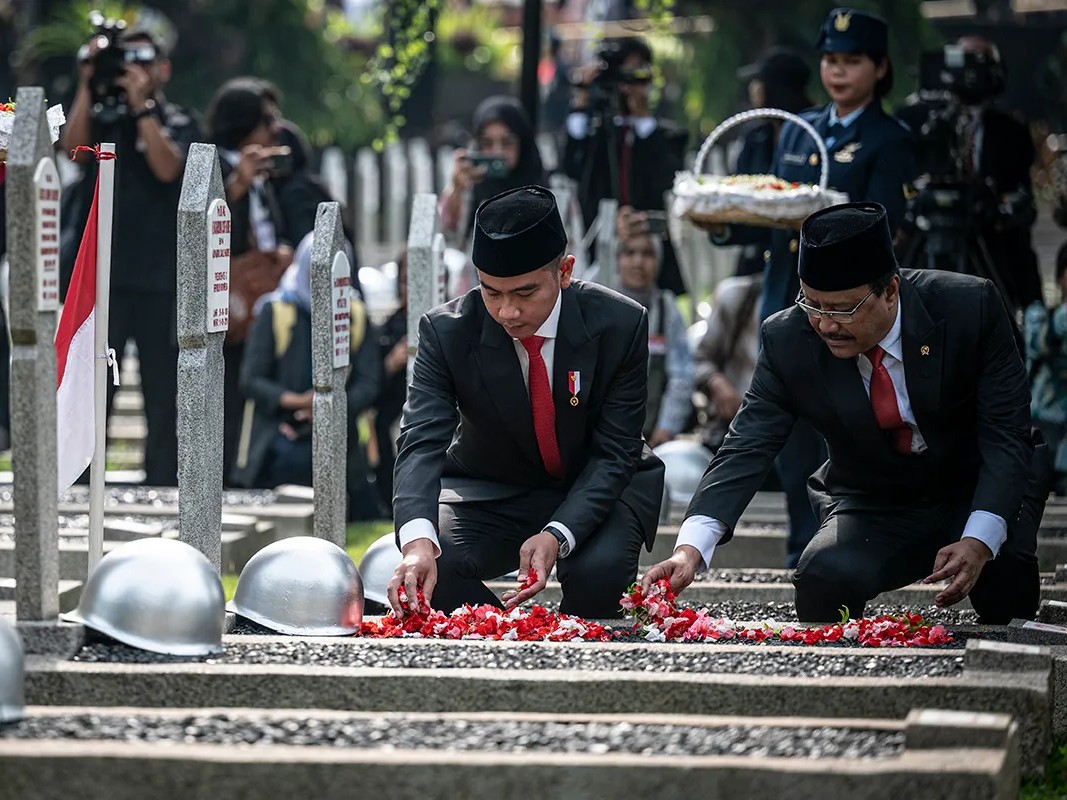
[616,206,649,241]
[449,148,487,192]
[501,531,559,609]
[924,538,992,607]
[115,64,153,112]
[387,539,438,617]
[385,339,409,376]
[640,545,702,594]
[708,374,742,420]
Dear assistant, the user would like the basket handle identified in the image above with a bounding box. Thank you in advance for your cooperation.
[693,108,830,191]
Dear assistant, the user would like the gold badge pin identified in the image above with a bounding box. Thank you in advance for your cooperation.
[789,239,799,254]
[834,10,852,31]
[920,345,931,356]
[570,396,579,407]
[833,142,862,163]
[808,153,819,166]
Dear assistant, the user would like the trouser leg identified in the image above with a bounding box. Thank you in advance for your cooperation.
[556,500,644,619]
[775,420,825,568]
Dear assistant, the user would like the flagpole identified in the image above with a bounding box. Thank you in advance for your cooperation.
[88,142,115,574]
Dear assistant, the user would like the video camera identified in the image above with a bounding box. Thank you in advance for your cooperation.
[77,10,159,125]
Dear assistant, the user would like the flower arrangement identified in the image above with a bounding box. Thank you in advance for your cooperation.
[0,102,66,163]
[358,576,954,649]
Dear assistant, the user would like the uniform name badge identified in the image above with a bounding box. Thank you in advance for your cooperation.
[649,335,667,356]
[568,371,581,406]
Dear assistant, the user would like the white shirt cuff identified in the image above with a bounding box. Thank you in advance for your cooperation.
[961,510,1007,559]
[397,518,442,558]
[547,520,577,557]
[566,112,589,139]
[632,116,657,139]
[675,514,730,574]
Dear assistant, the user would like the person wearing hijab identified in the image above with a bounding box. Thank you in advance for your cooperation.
[439,96,547,242]
[232,233,381,510]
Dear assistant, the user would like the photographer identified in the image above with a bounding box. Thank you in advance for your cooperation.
[898,37,1040,315]
[60,17,200,487]
[439,96,546,243]
[562,36,688,295]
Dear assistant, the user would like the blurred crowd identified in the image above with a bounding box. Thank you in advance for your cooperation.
[2,10,1067,536]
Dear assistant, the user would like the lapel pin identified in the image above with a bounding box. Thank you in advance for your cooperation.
[920,345,930,356]
[568,370,581,407]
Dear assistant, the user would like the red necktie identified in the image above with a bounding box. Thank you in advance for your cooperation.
[865,345,913,456]
[520,336,564,478]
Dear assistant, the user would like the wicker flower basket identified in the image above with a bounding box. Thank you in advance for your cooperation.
[673,108,849,231]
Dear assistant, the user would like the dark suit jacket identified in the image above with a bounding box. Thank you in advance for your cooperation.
[393,280,665,549]
[688,269,1033,546]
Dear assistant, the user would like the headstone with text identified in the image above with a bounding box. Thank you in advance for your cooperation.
[310,202,348,548]
[7,87,60,621]
[175,143,228,572]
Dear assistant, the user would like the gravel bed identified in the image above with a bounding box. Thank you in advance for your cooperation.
[0,712,905,759]
[0,487,278,508]
[71,637,965,678]
[693,570,793,584]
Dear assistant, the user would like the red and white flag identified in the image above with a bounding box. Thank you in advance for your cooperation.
[55,161,103,494]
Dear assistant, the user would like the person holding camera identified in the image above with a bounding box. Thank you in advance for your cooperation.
[206,77,294,484]
[562,37,688,296]
[60,21,201,487]
[898,37,1040,316]
[708,8,917,568]
[439,96,547,243]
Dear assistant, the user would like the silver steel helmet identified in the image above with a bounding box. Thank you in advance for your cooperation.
[63,538,225,656]
[0,615,24,724]
[659,480,672,525]
[358,532,402,607]
[227,537,364,635]
[654,439,715,506]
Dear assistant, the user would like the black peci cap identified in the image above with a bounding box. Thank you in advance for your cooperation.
[817,7,888,56]
[798,202,897,292]
[472,186,568,278]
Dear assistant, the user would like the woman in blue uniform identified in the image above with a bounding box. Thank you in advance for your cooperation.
[713,7,917,566]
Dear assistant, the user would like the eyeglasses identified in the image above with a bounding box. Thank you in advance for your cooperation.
[795,289,874,324]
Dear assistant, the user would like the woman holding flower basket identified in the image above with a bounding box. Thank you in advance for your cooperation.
[703,7,917,566]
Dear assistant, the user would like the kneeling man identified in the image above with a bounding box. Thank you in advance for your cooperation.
[644,202,1049,624]
[390,185,664,618]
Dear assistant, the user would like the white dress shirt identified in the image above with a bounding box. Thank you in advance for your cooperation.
[397,292,578,556]
[676,301,1008,571]
[566,112,658,141]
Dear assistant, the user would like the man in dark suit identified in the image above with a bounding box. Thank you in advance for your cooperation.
[643,203,1049,624]
[389,186,665,619]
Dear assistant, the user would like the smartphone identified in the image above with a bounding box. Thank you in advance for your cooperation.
[263,145,293,178]
[644,211,668,235]
[466,152,510,180]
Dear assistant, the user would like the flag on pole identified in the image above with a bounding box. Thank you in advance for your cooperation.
[55,146,116,497]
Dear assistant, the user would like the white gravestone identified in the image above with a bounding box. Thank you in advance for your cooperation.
[205,199,230,334]
[406,193,445,361]
[33,158,60,311]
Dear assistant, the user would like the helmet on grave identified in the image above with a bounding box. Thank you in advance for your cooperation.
[64,538,225,656]
[0,615,24,724]
[653,439,715,507]
[227,537,364,635]
[358,533,403,608]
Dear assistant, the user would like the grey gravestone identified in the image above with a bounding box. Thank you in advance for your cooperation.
[176,143,228,572]
[7,87,59,621]
[310,202,348,548]
[406,194,445,359]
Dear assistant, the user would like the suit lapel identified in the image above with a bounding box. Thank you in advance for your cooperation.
[471,304,542,468]
[899,279,944,444]
[553,288,599,476]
